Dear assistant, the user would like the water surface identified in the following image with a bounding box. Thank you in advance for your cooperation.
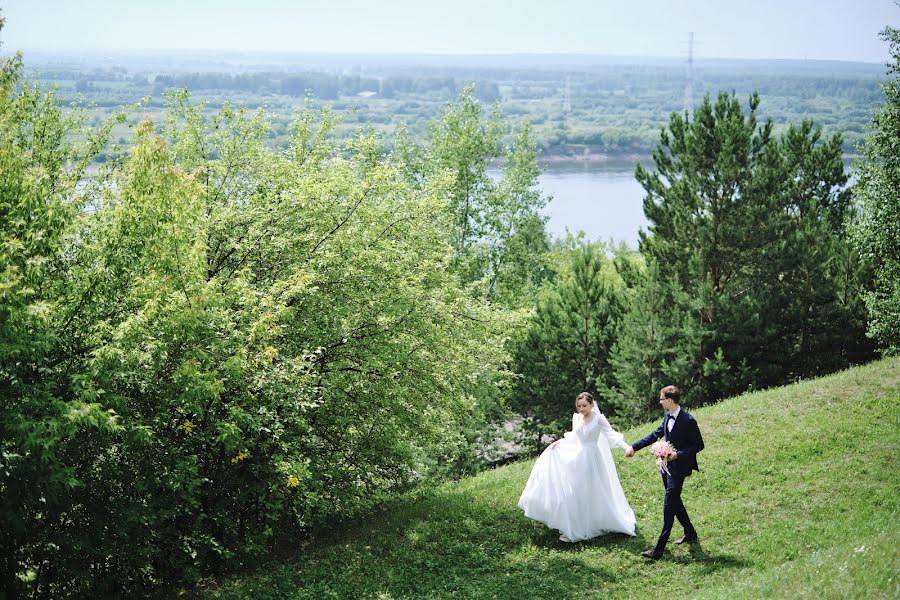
[538,161,649,248]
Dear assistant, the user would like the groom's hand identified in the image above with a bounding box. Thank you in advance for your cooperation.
[624,446,635,457]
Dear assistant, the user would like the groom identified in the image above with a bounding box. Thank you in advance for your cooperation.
[625,385,704,560]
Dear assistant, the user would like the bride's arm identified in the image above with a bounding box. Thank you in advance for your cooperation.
[597,413,629,450]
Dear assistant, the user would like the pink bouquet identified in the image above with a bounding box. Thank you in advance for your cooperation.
[650,440,677,476]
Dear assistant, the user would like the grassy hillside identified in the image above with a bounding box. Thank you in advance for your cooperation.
[196,358,899,599]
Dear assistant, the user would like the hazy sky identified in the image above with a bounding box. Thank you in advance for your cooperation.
[2,0,897,63]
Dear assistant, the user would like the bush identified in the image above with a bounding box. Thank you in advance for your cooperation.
[0,55,513,596]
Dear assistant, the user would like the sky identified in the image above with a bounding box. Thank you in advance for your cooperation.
[2,0,898,63]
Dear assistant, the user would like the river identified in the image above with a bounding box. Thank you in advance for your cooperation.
[538,161,649,249]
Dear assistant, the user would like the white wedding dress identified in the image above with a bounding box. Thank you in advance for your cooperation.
[518,406,636,541]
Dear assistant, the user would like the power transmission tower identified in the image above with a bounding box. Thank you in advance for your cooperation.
[683,32,695,116]
[563,75,572,113]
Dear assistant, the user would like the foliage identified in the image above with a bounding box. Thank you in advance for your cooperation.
[631,92,872,406]
[0,47,126,599]
[28,56,883,160]
[0,17,890,595]
[762,120,873,375]
[0,53,518,596]
[510,238,626,449]
[853,25,900,355]
[412,85,551,306]
[606,257,701,423]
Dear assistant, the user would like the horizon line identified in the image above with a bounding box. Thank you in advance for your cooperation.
[4,48,886,66]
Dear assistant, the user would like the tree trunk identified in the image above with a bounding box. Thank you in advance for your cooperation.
[2,545,20,600]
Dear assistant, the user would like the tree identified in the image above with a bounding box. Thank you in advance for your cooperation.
[417,85,551,306]
[758,120,872,377]
[0,69,519,595]
[0,43,122,598]
[636,91,783,401]
[484,122,552,306]
[853,25,900,355]
[607,257,701,423]
[633,91,871,404]
[511,238,626,450]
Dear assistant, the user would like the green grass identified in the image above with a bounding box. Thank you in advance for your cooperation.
[195,358,900,599]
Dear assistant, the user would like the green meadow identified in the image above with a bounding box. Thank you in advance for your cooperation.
[194,358,899,599]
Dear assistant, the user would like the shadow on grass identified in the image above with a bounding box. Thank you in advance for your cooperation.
[530,526,651,554]
[205,486,666,599]
[662,541,748,574]
[202,469,757,600]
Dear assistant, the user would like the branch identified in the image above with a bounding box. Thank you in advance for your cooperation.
[306,187,368,260]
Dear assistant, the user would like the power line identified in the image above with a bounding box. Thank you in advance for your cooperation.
[683,32,695,117]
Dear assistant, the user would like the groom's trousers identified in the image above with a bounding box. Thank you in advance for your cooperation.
[656,472,696,551]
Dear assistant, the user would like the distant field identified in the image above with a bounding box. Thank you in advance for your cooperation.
[16,51,885,161]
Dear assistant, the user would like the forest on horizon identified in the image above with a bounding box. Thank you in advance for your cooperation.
[15,49,885,162]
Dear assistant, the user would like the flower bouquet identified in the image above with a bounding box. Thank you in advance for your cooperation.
[650,440,677,476]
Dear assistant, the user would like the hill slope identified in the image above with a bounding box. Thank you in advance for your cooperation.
[199,358,900,599]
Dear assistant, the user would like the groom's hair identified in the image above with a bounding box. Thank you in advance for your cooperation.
[576,391,595,403]
[661,385,682,403]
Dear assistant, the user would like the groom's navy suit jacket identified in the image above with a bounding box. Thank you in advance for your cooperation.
[633,409,704,479]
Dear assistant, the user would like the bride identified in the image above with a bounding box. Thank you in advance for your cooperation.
[518,392,636,542]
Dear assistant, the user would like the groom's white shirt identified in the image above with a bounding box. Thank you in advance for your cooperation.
[666,407,681,432]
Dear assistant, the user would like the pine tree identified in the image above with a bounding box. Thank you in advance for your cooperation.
[633,91,871,403]
[607,258,701,423]
[764,121,872,378]
[636,91,782,401]
[511,239,625,449]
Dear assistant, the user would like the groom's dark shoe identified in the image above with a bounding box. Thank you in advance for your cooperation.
[640,548,664,560]
[674,533,698,545]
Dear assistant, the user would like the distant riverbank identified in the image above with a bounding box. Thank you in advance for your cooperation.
[537,152,649,167]
[536,151,862,168]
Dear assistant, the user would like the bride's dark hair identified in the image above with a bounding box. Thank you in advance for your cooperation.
[576,391,595,403]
